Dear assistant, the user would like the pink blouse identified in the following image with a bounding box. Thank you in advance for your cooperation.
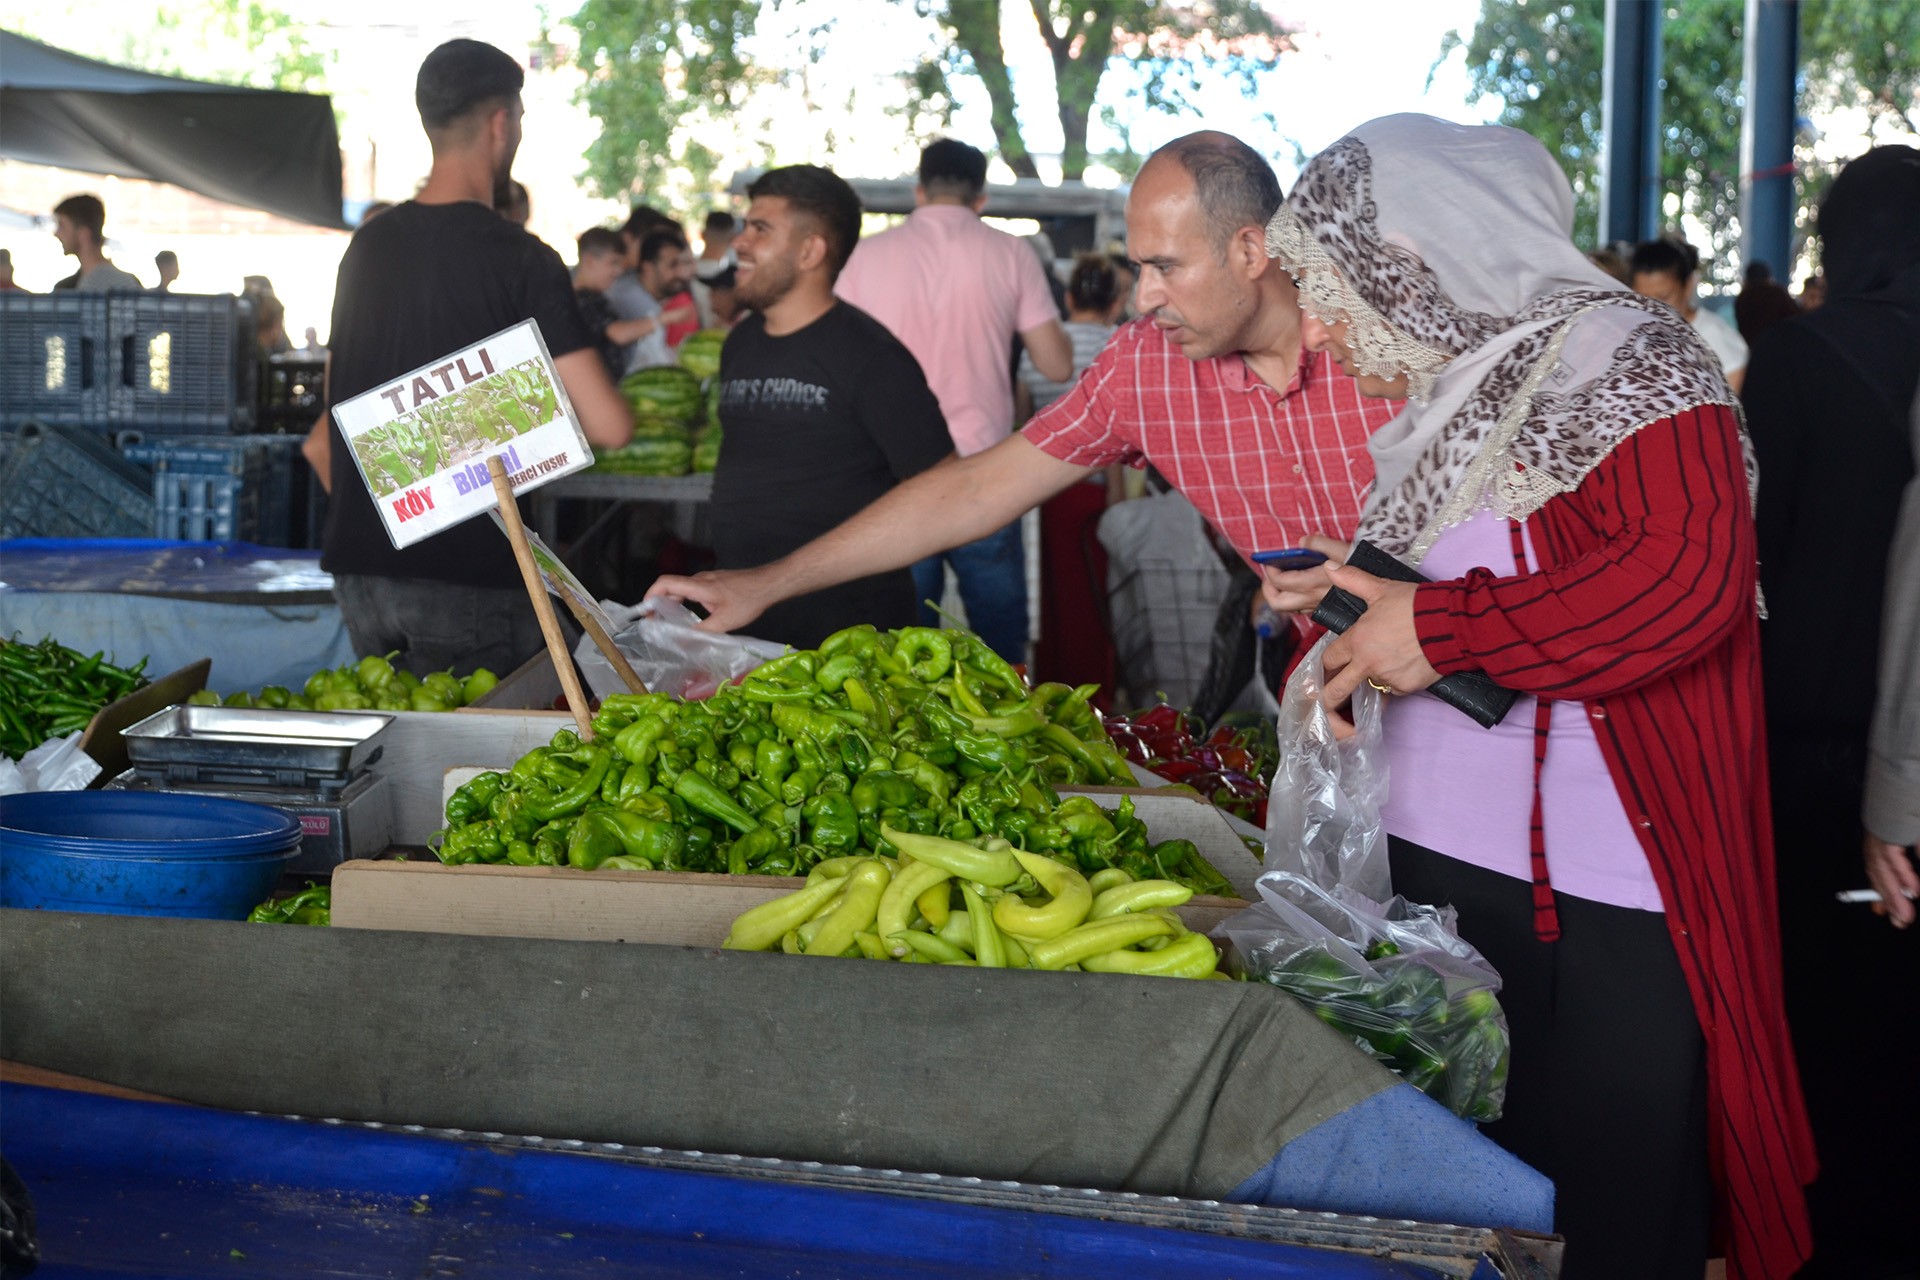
[1379,511,1665,912]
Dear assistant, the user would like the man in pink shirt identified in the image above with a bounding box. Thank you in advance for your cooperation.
[836,138,1074,661]
[648,132,1393,648]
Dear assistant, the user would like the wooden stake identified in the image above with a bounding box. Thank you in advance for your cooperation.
[489,456,595,739]
[559,594,649,694]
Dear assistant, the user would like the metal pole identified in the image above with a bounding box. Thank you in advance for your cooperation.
[1600,0,1665,247]
[1740,0,1800,279]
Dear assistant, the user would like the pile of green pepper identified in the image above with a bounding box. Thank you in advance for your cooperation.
[432,624,1232,896]
[190,654,498,713]
[0,636,149,758]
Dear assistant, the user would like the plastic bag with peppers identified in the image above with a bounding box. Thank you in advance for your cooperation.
[1223,870,1510,1123]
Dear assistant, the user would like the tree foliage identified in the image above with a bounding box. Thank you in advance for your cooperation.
[906,1,1294,181]
[2,0,328,92]
[1441,0,1920,286]
[562,0,766,201]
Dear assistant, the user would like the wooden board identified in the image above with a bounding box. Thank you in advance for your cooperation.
[331,857,1243,948]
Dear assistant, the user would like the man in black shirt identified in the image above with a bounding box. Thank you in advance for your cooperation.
[710,165,952,648]
[319,39,631,675]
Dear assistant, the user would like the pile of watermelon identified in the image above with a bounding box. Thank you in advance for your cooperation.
[594,331,728,476]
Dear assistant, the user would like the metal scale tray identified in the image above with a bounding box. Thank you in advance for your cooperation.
[120,705,393,792]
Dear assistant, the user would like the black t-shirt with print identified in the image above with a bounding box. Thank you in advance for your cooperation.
[322,201,590,588]
[710,302,952,648]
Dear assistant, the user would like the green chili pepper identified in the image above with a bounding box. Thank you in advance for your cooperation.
[437,820,505,865]
[446,772,505,825]
[755,739,793,790]
[673,770,760,834]
[850,770,919,816]
[815,652,865,691]
[802,792,860,850]
[523,748,613,822]
[247,882,332,925]
[893,628,953,681]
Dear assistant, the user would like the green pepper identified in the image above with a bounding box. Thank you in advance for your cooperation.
[247,882,332,925]
[524,748,613,822]
[356,653,400,691]
[437,820,505,865]
[726,826,787,874]
[953,730,1024,773]
[614,716,668,766]
[620,791,675,823]
[446,772,504,825]
[819,623,881,656]
[673,770,760,834]
[589,808,686,869]
[891,750,951,806]
[1055,796,1118,843]
[566,811,625,870]
[815,651,865,692]
[462,668,499,703]
[681,823,718,868]
[842,676,893,736]
[850,770,919,816]
[739,779,779,812]
[772,702,846,745]
[489,789,540,841]
[893,628,953,680]
[781,767,823,808]
[838,733,870,774]
[693,757,742,791]
[802,792,860,850]
[601,760,630,803]
[755,739,793,790]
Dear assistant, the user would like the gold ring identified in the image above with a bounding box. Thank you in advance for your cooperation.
[1366,678,1393,695]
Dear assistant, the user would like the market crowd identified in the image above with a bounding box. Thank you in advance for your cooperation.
[286,37,1913,1280]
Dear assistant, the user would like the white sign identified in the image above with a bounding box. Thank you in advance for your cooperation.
[331,320,591,549]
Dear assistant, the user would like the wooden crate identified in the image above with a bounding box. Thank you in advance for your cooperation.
[330,857,1244,948]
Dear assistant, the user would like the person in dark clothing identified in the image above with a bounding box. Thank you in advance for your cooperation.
[1746,143,1920,1280]
[706,164,952,649]
[1734,260,1800,346]
[318,38,632,676]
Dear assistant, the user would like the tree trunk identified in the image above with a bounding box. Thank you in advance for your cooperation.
[1031,1,1113,182]
[943,0,1040,179]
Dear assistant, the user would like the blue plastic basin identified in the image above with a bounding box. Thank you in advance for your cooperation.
[0,792,302,919]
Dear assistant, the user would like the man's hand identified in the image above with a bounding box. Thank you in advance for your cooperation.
[1863,832,1918,929]
[645,567,777,634]
[1320,562,1441,711]
[1259,534,1350,613]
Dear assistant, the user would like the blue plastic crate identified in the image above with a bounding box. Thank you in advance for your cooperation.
[152,471,260,541]
[120,434,302,546]
[107,293,257,433]
[0,293,111,427]
[0,423,155,539]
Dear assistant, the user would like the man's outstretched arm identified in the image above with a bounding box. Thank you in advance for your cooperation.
[646,434,1093,632]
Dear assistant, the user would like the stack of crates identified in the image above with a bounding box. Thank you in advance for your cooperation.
[122,436,267,542]
[0,293,111,428]
[107,294,258,434]
[0,423,157,540]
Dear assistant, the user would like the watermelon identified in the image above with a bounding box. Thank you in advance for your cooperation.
[594,438,693,476]
[620,366,704,422]
[678,329,726,381]
[692,427,721,473]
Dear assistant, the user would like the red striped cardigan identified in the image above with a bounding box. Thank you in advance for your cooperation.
[1411,405,1818,1280]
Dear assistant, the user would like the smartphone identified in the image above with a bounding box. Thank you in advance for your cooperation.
[1252,547,1329,571]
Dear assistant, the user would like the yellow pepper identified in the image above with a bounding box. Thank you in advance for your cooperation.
[1088,879,1193,920]
[992,850,1092,941]
[804,859,891,958]
[1026,913,1177,971]
[724,877,847,951]
[1080,931,1220,978]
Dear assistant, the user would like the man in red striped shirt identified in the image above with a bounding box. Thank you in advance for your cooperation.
[646,132,1395,632]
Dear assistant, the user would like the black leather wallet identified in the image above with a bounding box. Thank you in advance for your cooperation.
[1311,540,1519,729]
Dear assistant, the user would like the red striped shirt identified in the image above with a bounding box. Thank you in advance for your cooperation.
[1020,318,1394,558]
[1413,406,1817,1280]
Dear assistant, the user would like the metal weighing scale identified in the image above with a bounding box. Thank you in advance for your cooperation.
[109,706,396,874]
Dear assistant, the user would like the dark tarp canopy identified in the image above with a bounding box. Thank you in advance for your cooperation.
[0,30,345,229]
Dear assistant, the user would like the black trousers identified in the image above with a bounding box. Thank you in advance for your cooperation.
[1389,837,1712,1280]
[333,574,554,680]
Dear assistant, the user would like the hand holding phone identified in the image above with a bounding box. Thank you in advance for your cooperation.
[1252,547,1330,571]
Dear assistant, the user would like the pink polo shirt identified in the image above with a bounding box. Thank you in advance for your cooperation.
[835,205,1060,456]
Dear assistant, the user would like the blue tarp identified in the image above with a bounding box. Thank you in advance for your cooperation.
[1,1083,1474,1280]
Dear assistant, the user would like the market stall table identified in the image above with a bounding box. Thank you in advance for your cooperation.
[0,539,353,691]
[527,470,711,559]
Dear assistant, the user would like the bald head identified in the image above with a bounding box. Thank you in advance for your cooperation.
[1138,132,1282,259]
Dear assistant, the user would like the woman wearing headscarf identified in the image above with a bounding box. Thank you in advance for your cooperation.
[1260,115,1815,1280]
[1744,144,1920,1278]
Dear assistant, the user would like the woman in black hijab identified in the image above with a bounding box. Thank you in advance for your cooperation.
[1745,143,1920,1280]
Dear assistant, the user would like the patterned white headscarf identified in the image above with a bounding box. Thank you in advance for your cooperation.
[1265,114,1741,565]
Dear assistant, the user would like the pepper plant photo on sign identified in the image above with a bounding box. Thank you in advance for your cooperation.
[329,320,594,549]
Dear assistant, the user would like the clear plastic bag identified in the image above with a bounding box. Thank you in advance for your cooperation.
[1223,870,1510,1122]
[0,731,103,795]
[1263,632,1391,901]
[574,598,787,701]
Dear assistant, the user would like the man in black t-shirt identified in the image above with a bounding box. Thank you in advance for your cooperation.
[318,39,632,676]
[709,166,952,648]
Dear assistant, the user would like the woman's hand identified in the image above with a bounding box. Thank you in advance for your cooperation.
[1259,534,1351,613]
[1319,561,1442,712]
